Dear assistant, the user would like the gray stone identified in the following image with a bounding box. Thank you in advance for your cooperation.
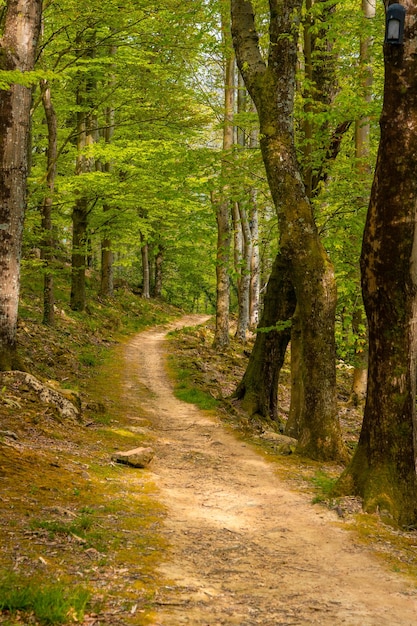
[259,431,297,455]
[112,446,155,468]
[0,371,81,421]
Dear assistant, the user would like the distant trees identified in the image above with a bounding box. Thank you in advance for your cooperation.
[27,0,217,317]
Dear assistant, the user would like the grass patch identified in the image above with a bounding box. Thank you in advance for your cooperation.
[175,384,218,410]
[174,376,218,410]
[0,571,90,625]
[169,360,218,411]
[311,470,338,504]
[78,348,101,367]
[28,511,106,551]
[30,513,93,536]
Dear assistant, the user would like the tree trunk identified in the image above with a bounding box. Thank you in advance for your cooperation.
[350,0,376,401]
[70,32,96,312]
[302,0,313,199]
[100,238,114,298]
[285,308,304,438]
[141,235,150,299]
[248,144,260,328]
[213,18,234,350]
[70,198,88,311]
[235,201,252,342]
[234,73,254,341]
[154,246,163,298]
[231,0,346,460]
[336,0,417,526]
[235,253,296,425]
[99,46,116,299]
[40,80,57,326]
[0,0,42,369]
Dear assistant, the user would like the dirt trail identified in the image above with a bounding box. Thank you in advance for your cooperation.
[123,316,417,625]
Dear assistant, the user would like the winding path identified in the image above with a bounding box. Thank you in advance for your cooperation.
[123,316,417,625]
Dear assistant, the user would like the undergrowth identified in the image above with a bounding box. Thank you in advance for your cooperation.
[0,573,90,625]
[0,266,180,625]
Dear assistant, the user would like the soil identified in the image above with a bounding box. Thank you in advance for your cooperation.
[123,316,417,625]
[2,313,417,625]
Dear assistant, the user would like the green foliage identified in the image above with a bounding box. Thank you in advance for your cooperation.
[30,513,93,538]
[0,572,90,625]
[18,0,385,358]
[24,0,217,314]
[256,320,292,333]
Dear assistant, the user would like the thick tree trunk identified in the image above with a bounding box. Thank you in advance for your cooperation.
[232,0,345,460]
[235,253,296,425]
[336,0,417,526]
[0,0,42,369]
[40,80,57,326]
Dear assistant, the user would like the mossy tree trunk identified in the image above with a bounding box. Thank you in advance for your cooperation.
[336,0,417,526]
[231,0,346,460]
[0,0,42,369]
[235,253,296,425]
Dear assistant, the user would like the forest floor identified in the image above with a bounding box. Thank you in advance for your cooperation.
[1,303,417,625]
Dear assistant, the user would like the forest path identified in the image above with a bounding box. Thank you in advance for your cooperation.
[123,316,417,625]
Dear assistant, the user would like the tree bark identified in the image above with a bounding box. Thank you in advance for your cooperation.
[40,80,57,326]
[350,0,376,402]
[141,234,150,299]
[235,253,296,425]
[0,0,42,369]
[99,45,116,299]
[154,245,163,298]
[231,0,346,460]
[100,238,114,298]
[213,17,234,350]
[235,201,252,342]
[70,32,96,312]
[336,0,417,526]
[249,126,260,328]
[285,308,304,438]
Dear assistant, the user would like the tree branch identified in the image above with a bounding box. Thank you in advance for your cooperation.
[231,0,266,95]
